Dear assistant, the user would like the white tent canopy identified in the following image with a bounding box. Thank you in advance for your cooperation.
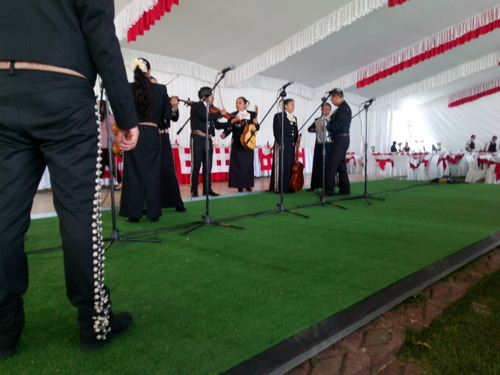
[112,0,500,154]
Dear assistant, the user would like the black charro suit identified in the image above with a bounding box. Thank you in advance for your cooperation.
[270,111,299,193]
[223,110,258,190]
[119,83,178,220]
[189,102,226,195]
[326,100,352,195]
[0,0,138,353]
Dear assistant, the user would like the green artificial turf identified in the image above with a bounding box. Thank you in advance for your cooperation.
[2,179,499,374]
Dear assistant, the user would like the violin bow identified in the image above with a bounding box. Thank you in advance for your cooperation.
[165,74,179,86]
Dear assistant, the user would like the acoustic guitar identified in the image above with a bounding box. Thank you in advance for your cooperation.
[240,106,259,150]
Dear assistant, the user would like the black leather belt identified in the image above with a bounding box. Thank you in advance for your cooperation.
[335,133,349,137]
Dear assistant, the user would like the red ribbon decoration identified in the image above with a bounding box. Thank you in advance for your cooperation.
[449,85,500,108]
[357,18,500,88]
[388,0,409,7]
[446,154,464,165]
[127,0,179,43]
[487,160,500,181]
[376,158,393,171]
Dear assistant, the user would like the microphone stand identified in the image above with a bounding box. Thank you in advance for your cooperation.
[341,100,384,205]
[296,96,347,210]
[253,88,308,219]
[179,70,244,235]
[99,87,160,249]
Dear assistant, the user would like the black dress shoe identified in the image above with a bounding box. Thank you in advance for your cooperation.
[238,188,244,193]
[306,187,316,192]
[127,218,139,223]
[175,206,187,212]
[208,190,219,197]
[192,192,199,198]
[245,188,252,192]
[80,312,133,352]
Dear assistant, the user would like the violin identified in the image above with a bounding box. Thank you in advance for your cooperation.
[240,106,259,150]
[111,122,122,155]
[209,106,233,121]
[171,96,193,107]
[289,133,304,192]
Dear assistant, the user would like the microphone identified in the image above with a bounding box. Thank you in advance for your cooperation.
[220,64,236,74]
[280,80,294,90]
[362,98,375,105]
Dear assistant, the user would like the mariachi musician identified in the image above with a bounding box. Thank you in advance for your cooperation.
[221,97,259,192]
[269,98,299,193]
[189,87,227,197]
[307,103,332,192]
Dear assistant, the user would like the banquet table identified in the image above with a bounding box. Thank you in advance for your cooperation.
[484,154,500,184]
[341,152,476,181]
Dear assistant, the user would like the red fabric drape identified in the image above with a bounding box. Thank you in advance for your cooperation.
[449,86,500,108]
[127,0,179,43]
[357,19,500,88]
[388,0,409,7]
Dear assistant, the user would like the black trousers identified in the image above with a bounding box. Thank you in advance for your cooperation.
[190,135,213,194]
[0,70,111,347]
[119,125,161,219]
[160,133,183,208]
[325,136,350,195]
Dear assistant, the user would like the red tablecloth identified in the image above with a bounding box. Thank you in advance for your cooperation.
[172,147,230,184]
[101,155,123,181]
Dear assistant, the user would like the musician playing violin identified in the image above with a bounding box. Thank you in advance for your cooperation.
[189,87,228,197]
[221,97,259,192]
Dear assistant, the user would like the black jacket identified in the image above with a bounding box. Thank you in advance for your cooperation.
[0,0,137,130]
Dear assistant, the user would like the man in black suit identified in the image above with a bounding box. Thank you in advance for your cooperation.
[487,136,497,152]
[189,87,228,197]
[325,88,351,196]
[0,1,139,358]
[467,134,476,151]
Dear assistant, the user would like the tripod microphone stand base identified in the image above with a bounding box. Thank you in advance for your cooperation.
[253,202,309,218]
[104,228,161,251]
[180,214,244,236]
[295,192,348,210]
[340,191,384,205]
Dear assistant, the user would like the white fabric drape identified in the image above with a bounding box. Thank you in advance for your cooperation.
[378,52,500,109]
[357,5,500,87]
[225,0,386,88]
[449,77,500,107]
[422,92,500,153]
[115,0,158,41]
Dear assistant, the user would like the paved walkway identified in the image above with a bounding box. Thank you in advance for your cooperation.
[285,247,500,375]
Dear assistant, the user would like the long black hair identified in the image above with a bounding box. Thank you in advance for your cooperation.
[133,58,152,121]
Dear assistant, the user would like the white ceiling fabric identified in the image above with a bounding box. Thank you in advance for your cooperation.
[112,0,500,153]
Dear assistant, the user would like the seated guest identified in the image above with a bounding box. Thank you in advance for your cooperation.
[390,141,397,152]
